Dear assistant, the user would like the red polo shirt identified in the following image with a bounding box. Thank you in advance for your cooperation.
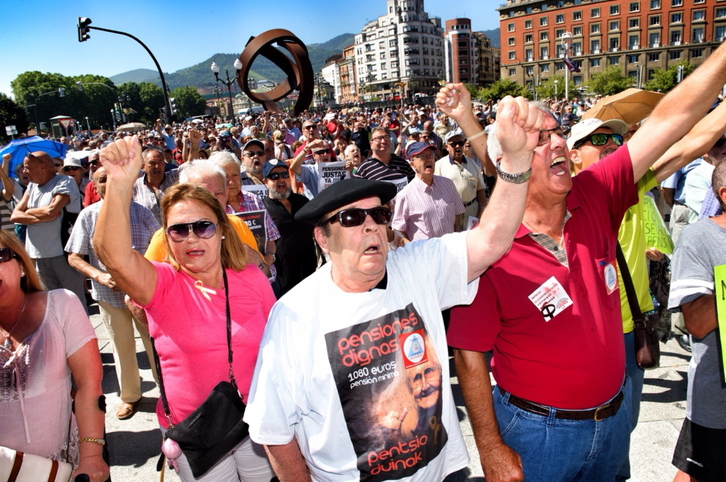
[448,145,638,409]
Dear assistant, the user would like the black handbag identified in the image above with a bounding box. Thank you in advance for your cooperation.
[616,244,661,369]
[152,269,249,478]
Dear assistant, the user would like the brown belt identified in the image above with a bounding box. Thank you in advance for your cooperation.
[499,386,624,421]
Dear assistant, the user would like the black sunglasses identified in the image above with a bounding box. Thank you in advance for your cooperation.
[320,206,392,227]
[244,150,264,157]
[313,149,330,155]
[267,171,290,181]
[65,166,81,171]
[303,125,316,130]
[448,140,465,147]
[0,248,19,264]
[574,133,623,149]
[166,221,218,242]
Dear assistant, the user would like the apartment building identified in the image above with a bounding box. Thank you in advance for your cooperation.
[499,0,726,92]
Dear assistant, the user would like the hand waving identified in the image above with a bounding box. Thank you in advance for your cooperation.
[99,135,143,185]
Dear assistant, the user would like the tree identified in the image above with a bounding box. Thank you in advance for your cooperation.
[535,75,566,101]
[118,82,164,124]
[645,61,695,93]
[0,93,29,142]
[588,66,634,96]
[170,86,206,119]
[478,79,531,102]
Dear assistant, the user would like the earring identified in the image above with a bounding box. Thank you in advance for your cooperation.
[221,236,225,240]
[20,271,25,277]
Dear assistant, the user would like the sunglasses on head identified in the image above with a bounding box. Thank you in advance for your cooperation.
[448,140,465,147]
[574,132,623,149]
[267,171,290,181]
[313,149,330,155]
[0,248,19,264]
[244,150,264,157]
[320,206,392,228]
[166,220,218,242]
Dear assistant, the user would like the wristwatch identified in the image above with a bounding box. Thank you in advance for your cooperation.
[495,161,532,184]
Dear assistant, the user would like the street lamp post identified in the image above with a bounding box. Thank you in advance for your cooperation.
[77,17,172,121]
[554,80,559,102]
[560,32,573,103]
[211,60,243,121]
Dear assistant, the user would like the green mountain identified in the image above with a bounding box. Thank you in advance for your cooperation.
[479,28,500,48]
[109,33,356,90]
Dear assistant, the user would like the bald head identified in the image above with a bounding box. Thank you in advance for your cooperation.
[23,151,56,185]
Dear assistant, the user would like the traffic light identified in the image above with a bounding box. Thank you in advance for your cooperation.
[77,17,92,42]
[169,98,178,116]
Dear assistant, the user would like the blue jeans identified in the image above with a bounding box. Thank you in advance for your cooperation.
[616,331,645,480]
[494,378,632,482]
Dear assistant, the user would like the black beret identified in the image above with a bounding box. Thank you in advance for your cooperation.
[295,178,398,226]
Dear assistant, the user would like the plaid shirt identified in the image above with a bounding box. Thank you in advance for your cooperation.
[132,169,179,225]
[65,201,160,308]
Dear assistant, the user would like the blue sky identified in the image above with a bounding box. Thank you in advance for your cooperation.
[0,0,501,99]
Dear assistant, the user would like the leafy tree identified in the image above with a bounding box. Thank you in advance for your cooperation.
[478,79,531,102]
[588,66,634,96]
[117,82,164,125]
[0,93,29,142]
[535,75,566,101]
[644,61,695,93]
[170,86,207,119]
[464,83,480,100]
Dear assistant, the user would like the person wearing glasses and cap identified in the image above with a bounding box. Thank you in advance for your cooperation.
[62,157,90,206]
[93,136,276,481]
[244,86,542,481]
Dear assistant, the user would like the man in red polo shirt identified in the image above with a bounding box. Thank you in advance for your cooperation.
[447,41,726,482]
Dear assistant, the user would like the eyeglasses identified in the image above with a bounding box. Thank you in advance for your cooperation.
[448,140,465,147]
[244,150,264,157]
[65,166,81,171]
[54,164,62,168]
[89,160,100,166]
[538,127,567,146]
[303,125,316,130]
[574,133,624,149]
[267,171,290,181]
[371,136,388,142]
[320,206,392,227]
[0,248,19,264]
[166,221,218,242]
[313,149,330,155]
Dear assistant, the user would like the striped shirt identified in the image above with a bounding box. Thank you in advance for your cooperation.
[391,176,464,241]
[355,154,415,182]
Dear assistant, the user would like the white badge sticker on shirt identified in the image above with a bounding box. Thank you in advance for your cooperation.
[604,260,618,295]
[528,276,574,322]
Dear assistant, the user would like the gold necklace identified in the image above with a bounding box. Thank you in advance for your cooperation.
[1,295,27,350]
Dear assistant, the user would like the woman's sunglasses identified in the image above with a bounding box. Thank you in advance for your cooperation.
[0,248,19,264]
[320,207,392,227]
[166,221,218,242]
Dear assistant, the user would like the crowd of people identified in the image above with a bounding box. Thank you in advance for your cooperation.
[1,44,726,481]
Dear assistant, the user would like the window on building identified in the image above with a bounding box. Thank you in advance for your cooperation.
[540,17,548,26]
[540,31,549,41]
[591,23,601,33]
[611,5,620,15]
[573,11,582,21]
[693,10,705,21]
[694,0,705,4]
[509,51,516,60]
[648,52,660,61]
[507,23,515,32]
[630,2,640,13]
[609,56,620,65]
[716,25,726,41]
[591,39,601,52]
[525,66,534,75]
[610,38,620,50]
[556,61,564,71]
[541,46,549,59]
[458,40,468,47]
[541,64,550,72]
[525,34,533,43]
[610,21,620,31]
[717,8,726,19]
[509,68,517,76]
[574,76,583,86]
[629,18,640,28]
[693,27,704,42]
[591,58,601,67]
[691,48,704,58]
[556,28,565,38]
[669,50,681,60]
[556,14,565,24]
[671,0,682,6]
[650,15,661,26]
[525,48,534,61]
[573,26,583,35]
[627,54,640,63]
[525,20,532,29]
[671,13,682,23]
[592,8,601,18]
[649,32,661,46]
[671,30,682,44]
[650,0,660,8]
[629,35,640,48]
[572,42,582,54]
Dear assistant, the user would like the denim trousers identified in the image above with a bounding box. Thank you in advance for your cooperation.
[616,331,645,480]
[494,377,632,482]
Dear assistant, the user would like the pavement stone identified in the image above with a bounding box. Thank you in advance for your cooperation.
[94,303,689,481]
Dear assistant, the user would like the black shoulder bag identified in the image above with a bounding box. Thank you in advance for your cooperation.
[616,243,661,369]
[152,269,249,478]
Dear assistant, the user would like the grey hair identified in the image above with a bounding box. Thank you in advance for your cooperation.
[208,150,241,168]
[487,100,553,162]
[180,159,227,185]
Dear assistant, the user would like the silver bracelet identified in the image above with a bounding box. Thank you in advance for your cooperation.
[495,161,532,184]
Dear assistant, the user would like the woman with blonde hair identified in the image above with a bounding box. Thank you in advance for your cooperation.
[0,230,109,481]
[94,136,276,481]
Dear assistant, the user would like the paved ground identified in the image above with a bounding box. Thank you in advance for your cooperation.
[95,304,688,481]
